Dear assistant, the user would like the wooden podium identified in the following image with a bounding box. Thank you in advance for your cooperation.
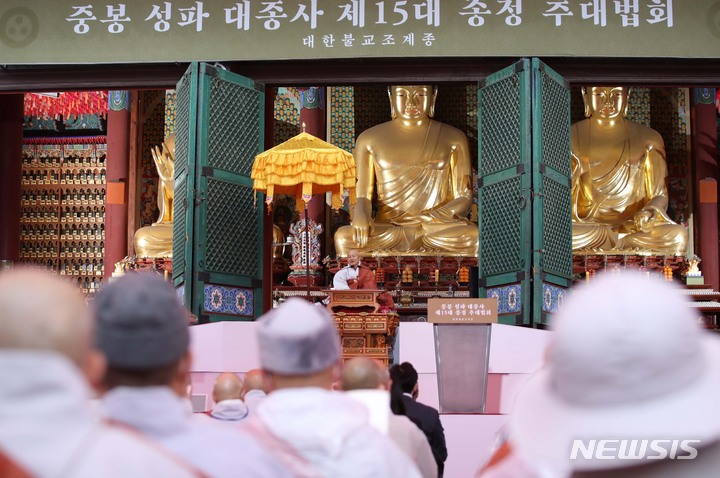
[326,289,384,314]
[326,289,397,364]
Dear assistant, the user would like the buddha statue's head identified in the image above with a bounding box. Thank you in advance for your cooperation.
[388,85,438,120]
[581,86,629,119]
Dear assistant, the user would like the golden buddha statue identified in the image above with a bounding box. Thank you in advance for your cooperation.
[334,85,478,257]
[571,86,687,254]
[133,135,175,258]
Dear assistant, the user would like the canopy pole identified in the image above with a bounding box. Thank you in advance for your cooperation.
[304,204,310,302]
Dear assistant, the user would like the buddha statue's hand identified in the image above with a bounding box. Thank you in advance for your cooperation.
[634,206,659,233]
[351,212,371,247]
[151,145,175,184]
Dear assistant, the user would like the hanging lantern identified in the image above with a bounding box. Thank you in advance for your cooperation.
[24,91,109,119]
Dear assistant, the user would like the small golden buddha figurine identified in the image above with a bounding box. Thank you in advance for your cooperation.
[133,135,175,258]
[334,85,478,257]
[272,224,285,260]
[571,86,687,254]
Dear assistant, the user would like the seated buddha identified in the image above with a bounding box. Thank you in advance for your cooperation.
[134,135,175,258]
[571,86,687,254]
[334,85,478,257]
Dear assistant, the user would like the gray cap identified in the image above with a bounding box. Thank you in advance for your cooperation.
[258,298,341,375]
[93,272,189,370]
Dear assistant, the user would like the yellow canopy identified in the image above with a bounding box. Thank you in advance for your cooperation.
[251,131,356,211]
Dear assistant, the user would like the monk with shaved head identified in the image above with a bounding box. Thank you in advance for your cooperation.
[341,358,437,478]
[242,368,267,414]
[209,372,248,422]
[0,267,198,477]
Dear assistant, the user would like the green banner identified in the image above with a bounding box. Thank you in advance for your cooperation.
[1,1,719,64]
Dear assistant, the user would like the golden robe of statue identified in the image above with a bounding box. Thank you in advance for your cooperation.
[571,86,687,254]
[334,85,478,257]
[134,135,175,258]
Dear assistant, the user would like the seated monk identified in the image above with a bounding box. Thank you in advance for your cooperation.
[334,85,478,257]
[333,249,394,309]
[571,86,687,254]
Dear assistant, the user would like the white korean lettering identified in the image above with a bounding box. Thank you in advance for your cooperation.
[580,0,607,26]
[402,32,414,45]
[225,1,251,30]
[322,33,335,46]
[421,32,435,45]
[67,5,97,34]
[146,2,172,32]
[613,0,639,26]
[646,0,672,26]
[342,33,355,46]
[290,0,325,29]
[99,4,130,33]
[414,0,440,27]
[543,0,573,26]
[303,34,314,47]
[178,1,209,32]
[459,0,491,26]
[338,0,365,27]
[257,1,288,30]
[497,0,522,26]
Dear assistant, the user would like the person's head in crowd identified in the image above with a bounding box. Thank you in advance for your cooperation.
[93,272,191,396]
[390,362,419,399]
[389,377,409,416]
[0,267,105,387]
[341,357,389,391]
[242,368,266,396]
[509,271,720,476]
[257,298,341,391]
[213,372,243,404]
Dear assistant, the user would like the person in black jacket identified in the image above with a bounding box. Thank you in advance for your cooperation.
[390,362,448,477]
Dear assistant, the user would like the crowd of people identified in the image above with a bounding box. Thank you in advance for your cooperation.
[3,266,720,477]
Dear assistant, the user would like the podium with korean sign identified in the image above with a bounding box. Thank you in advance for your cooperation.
[427,298,498,413]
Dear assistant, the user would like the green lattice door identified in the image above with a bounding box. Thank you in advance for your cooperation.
[478,59,571,326]
[172,63,265,322]
[531,58,572,326]
[478,60,533,325]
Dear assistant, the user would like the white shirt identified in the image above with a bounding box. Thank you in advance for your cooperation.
[102,386,292,477]
[0,351,198,478]
[209,398,248,422]
[245,386,423,478]
[346,389,438,478]
[333,266,359,290]
[244,389,267,415]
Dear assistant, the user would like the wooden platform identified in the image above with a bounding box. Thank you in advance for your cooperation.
[333,312,399,365]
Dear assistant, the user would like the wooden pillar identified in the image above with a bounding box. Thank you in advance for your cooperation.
[691,88,719,290]
[698,179,718,291]
[262,87,277,313]
[104,91,130,280]
[0,94,24,266]
[298,87,327,249]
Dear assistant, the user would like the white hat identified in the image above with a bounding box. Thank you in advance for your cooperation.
[257,298,341,375]
[510,271,720,471]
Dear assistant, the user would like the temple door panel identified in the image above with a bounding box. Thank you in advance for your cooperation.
[478,59,533,325]
[477,59,572,326]
[530,58,573,326]
[173,63,265,322]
